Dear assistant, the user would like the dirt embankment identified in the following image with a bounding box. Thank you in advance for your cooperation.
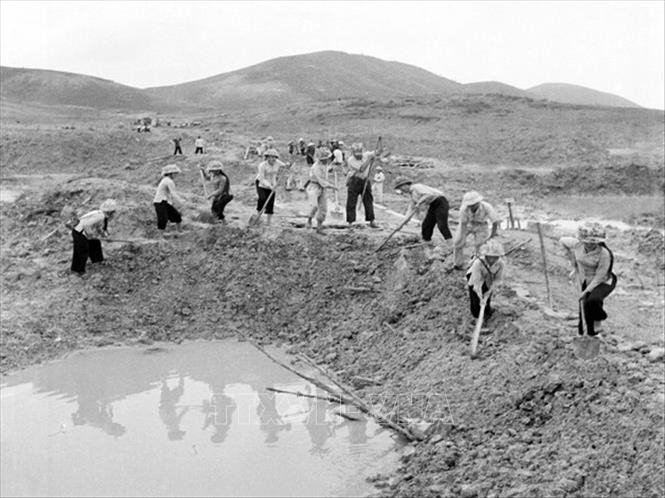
[1,205,663,497]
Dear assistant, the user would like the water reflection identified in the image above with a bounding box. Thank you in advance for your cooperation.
[1,341,400,497]
[257,390,291,444]
[159,375,188,441]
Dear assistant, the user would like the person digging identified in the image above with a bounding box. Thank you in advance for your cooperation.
[345,142,382,229]
[304,147,338,234]
[560,223,617,338]
[452,191,501,270]
[254,148,285,227]
[199,160,233,223]
[465,239,505,325]
[70,199,118,275]
[393,177,452,257]
[153,164,186,237]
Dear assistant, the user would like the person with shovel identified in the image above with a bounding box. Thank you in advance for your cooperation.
[345,141,382,228]
[452,191,501,270]
[304,147,338,234]
[70,198,118,275]
[153,164,186,236]
[199,160,233,223]
[254,148,285,226]
[466,239,505,321]
[560,224,617,337]
[393,177,452,249]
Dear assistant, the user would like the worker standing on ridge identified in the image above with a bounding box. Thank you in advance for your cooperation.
[345,142,382,228]
[200,161,233,223]
[560,224,617,337]
[393,177,452,247]
[373,166,386,204]
[154,164,185,236]
[194,136,205,154]
[173,137,183,155]
[466,240,505,322]
[305,147,338,234]
[70,199,118,275]
[255,148,285,226]
[452,191,501,269]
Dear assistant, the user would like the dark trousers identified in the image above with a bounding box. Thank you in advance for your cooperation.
[71,229,103,274]
[422,196,452,241]
[255,180,275,215]
[468,282,493,319]
[578,276,617,336]
[173,145,182,155]
[346,176,375,223]
[212,194,234,220]
[154,201,182,230]
[195,147,203,154]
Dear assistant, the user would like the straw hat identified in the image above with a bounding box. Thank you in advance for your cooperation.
[578,223,606,243]
[462,191,484,205]
[393,177,413,190]
[351,142,363,152]
[207,160,224,172]
[482,239,505,257]
[99,199,118,213]
[264,148,279,158]
[161,164,181,176]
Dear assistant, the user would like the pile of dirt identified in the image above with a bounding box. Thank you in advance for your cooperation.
[499,162,664,196]
[1,223,663,497]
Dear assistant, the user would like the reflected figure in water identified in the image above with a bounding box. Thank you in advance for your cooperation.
[334,412,369,445]
[159,375,188,441]
[202,389,236,444]
[257,390,291,444]
[71,396,126,437]
[304,389,334,456]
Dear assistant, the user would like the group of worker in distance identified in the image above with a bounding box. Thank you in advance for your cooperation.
[69,138,616,341]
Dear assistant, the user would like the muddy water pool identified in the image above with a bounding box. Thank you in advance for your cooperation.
[1,340,400,497]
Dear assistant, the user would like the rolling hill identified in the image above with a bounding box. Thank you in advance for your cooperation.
[527,82,641,108]
[144,51,465,108]
[0,66,161,111]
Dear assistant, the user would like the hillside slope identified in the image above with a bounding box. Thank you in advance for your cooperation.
[0,66,163,111]
[528,82,641,108]
[463,81,536,99]
[145,50,465,108]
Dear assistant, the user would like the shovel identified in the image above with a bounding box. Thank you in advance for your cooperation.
[470,292,490,359]
[328,170,344,220]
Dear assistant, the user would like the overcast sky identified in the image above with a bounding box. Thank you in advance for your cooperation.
[1,1,663,109]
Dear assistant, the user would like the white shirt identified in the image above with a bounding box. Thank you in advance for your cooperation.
[346,151,376,180]
[460,201,500,229]
[195,138,204,147]
[153,176,182,205]
[74,210,107,238]
[406,184,444,215]
[256,160,284,189]
[466,256,505,297]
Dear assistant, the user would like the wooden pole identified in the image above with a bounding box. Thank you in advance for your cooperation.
[536,222,554,309]
[375,211,417,252]
[506,201,515,229]
[470,299,487,358]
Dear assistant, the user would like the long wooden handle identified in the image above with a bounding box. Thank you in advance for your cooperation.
[375,210,416,252]
[536,222,553,308]
[470,301,486,358]
[199,169,209,198]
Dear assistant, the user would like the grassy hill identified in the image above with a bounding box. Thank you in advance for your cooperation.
[462,81,536,99]
[144,50,465,108]
[0,66,163,111]
[528,82,641,108]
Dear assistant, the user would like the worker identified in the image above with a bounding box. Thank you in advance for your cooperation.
[560,224,617,336]
[466,239,505,321]
[452,191,501,269]
[199,161,233,223]
[70,199,117,275]
[154,164,185,235]
[305,142,316,166]
[393,177,452,245]
[288,140,297,156]
[305,147,338,234]
[298,138,306,156]
[255,148,285,226]
[172,137,183,155]
[345,142,382,228]
[372,166,386,204]
[194,136,205,154]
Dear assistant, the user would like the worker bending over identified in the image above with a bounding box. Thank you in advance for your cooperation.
[466,240,505,321]
[71,199,117,275]
[393,177,452,245]
[453,191,501,269]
